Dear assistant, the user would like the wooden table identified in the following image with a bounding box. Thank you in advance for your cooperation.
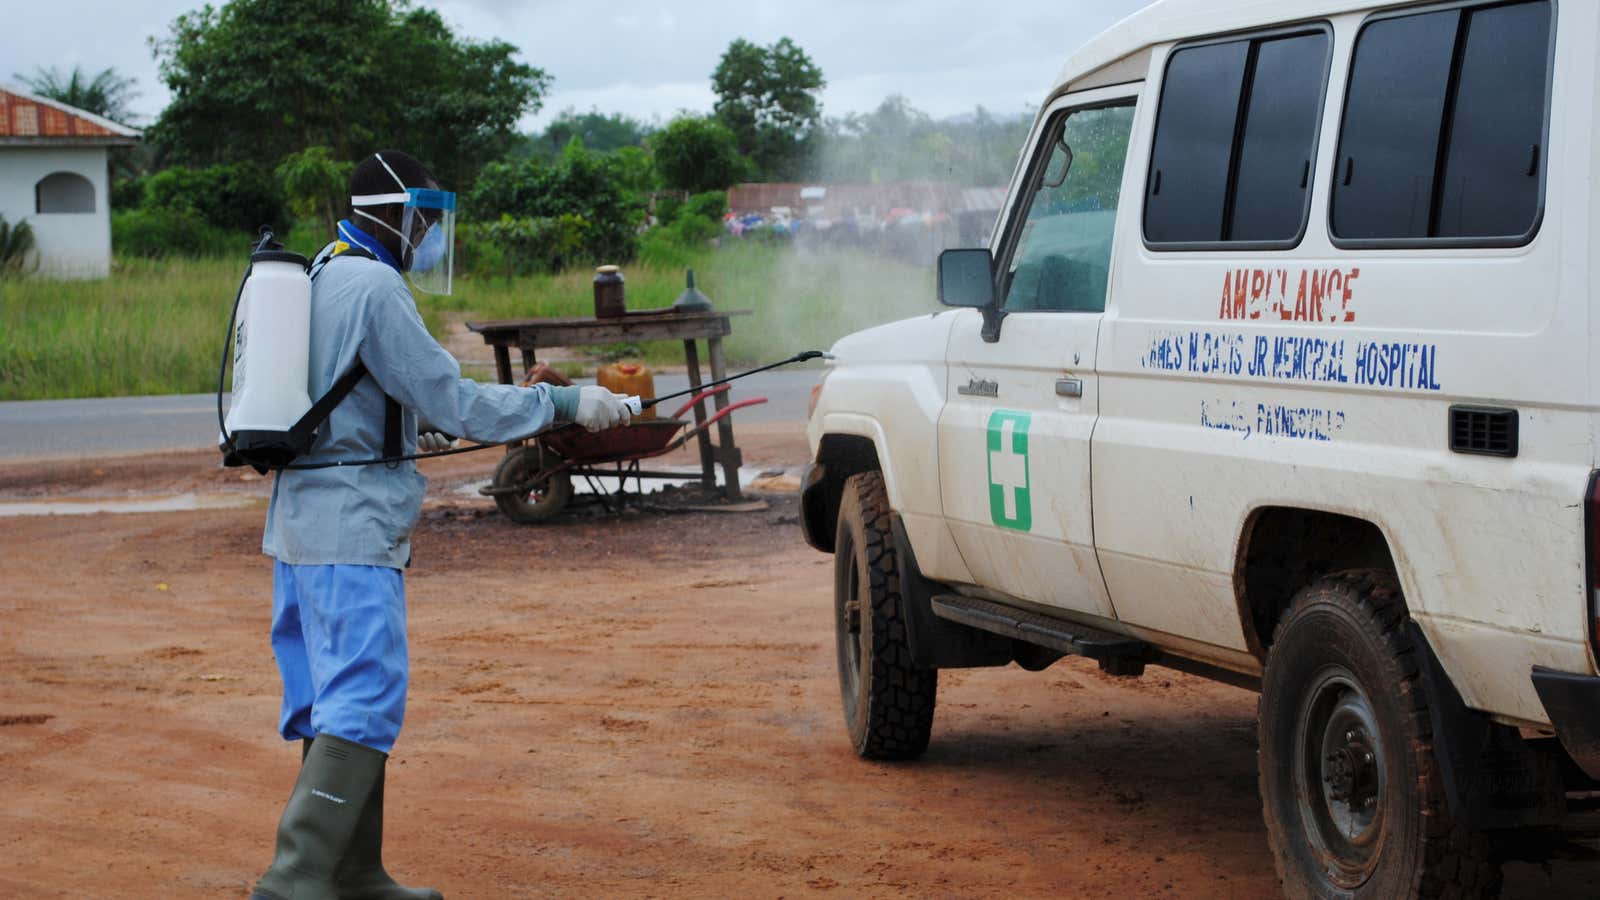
[466,310,753,499]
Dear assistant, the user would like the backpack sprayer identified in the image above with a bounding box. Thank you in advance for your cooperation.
[218,229,828,473]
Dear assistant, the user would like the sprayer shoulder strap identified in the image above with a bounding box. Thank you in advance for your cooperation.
[289,245,402,461]
[309,244,378,279]
[286,360,404,462]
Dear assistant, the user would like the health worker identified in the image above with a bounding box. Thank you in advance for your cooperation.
[250,149,632,900]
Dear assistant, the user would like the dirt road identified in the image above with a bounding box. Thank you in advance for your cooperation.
[0,427,1593,897]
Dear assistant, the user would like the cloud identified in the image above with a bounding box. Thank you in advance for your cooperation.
[4,0,1155,132]
[1,0,194,125]
[538,80,716,126]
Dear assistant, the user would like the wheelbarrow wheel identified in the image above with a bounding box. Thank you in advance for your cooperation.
[491,444,572,524]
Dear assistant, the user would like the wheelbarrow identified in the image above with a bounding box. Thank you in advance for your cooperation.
[480,384,766,523]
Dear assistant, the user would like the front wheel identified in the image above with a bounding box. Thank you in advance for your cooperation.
[491,444,572,524]
[833,471,937,760]
[1258,570,1499,898]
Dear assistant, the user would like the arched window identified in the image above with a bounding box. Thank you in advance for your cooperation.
[36,172,96,214]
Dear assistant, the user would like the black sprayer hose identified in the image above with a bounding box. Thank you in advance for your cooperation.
[277,437,519,470]
[264,350,832,471]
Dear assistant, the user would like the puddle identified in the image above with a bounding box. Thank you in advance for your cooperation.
[0,493,264,517]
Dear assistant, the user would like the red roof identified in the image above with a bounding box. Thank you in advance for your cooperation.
[0,87,139,144]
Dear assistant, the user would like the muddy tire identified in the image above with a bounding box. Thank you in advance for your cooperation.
[833,471,937,760]
[491,444,572,524]
[1258,570,1499,899]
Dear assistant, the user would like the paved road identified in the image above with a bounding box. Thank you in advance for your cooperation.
[0,370,819,462]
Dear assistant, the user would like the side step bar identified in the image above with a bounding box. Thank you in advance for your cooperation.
[930,594,1153,663]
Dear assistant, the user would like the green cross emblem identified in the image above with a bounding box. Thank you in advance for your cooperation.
[987,409,1031,531]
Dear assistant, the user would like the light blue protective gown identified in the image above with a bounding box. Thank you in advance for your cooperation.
[263,221,577,752]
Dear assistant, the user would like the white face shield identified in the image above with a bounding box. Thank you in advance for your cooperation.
[351,153,456,295]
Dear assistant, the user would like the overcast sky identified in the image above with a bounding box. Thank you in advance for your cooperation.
[3,0,1155,131]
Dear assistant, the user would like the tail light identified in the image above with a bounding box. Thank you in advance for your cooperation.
[1586,472,1600,659]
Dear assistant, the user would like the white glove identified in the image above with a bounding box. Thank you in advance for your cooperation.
[418,432,455,453]
[573,386,633,433]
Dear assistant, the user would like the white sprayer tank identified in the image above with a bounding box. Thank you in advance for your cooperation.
[224,252,313,454]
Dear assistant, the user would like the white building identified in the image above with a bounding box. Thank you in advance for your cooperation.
[0,86,140,279]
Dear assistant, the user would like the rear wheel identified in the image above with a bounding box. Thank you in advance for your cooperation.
[491,444,572,524]
[833,471,937,759]
[1258,570,1498,898]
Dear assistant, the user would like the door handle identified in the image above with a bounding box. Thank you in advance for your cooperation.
[1055,377,1083,398]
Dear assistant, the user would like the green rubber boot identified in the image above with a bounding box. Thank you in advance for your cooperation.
[250,734,384,900]
[292,740,442,899]
[335,755,443,900]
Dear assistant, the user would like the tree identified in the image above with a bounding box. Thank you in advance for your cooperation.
[525,109,653,160]
[277,146,353,237]
[14,65,139,125]
[148,0,548,189]
[711,37,824,180]
[602,146,660,202]
[650,116,747,194]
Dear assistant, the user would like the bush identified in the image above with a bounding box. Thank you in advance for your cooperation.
[467,139,641,266]
[603,146,660,201]
[638,188,727,264]
[110,175,146,211]
[143,162,289,235]
[683,190,729,222]
[653,194,684,225]
[112,208,242,258]
[674,190,728,242]
[0,214,37,277]
[654,212,721,247]
[458,214,590,277]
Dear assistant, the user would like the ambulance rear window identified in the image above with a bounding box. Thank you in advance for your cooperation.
[1331,0,1552,246]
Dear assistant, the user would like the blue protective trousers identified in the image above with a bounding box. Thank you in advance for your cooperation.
[270,561,408,752]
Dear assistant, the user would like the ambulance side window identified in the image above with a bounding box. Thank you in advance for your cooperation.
[1331,0,1552,245]
[1000,103,1137,314]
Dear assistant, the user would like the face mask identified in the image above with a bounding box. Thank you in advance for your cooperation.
[411,222,445,273]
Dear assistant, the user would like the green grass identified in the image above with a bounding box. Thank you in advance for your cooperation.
[1,256,241,401]
[0,242,938,401]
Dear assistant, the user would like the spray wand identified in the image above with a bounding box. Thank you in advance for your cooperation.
[623,349,832,415]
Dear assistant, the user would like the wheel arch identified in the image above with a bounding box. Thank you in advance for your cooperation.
[802,417,895,553]
[1233,505,1402,661]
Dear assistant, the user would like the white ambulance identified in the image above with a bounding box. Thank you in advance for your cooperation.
[801,0,1597,895]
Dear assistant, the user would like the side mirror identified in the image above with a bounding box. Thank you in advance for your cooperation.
[937,248,996,308]
[938,247,1006,342]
